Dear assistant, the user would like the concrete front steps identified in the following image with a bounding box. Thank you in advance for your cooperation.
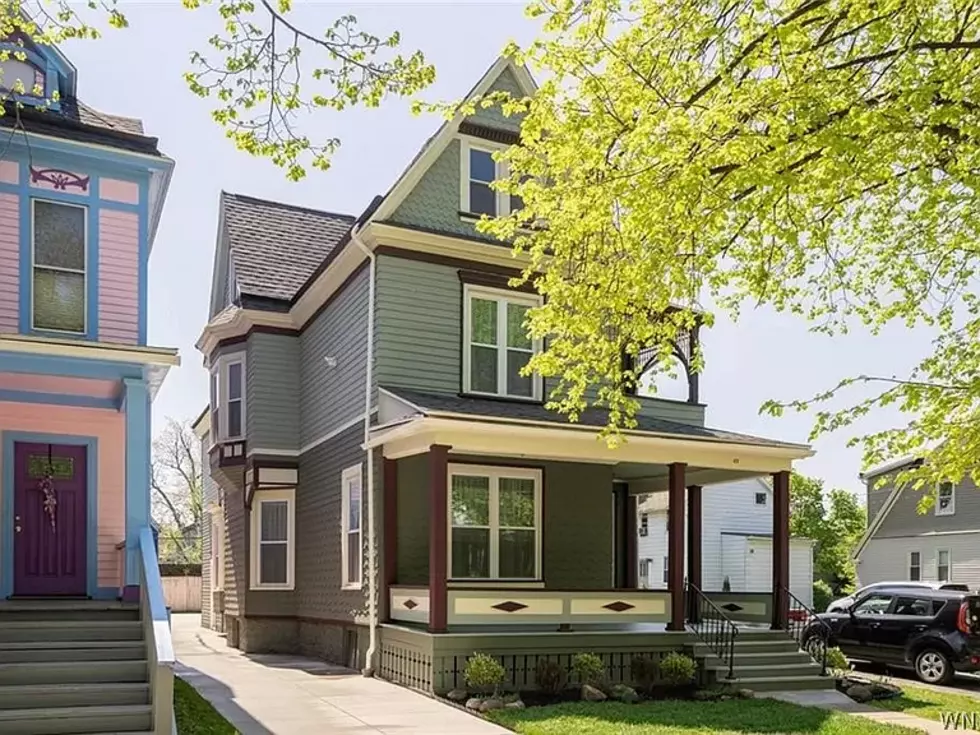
[0,601,152,735]
[692,628,836,693]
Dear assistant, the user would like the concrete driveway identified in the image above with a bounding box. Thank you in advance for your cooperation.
[172,614,508,735]
[851,661,980,697]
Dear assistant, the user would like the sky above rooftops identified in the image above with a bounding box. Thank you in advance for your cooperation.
[59,2,936,499]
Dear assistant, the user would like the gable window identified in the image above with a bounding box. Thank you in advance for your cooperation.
[936,482,955,516]
[341,464,363,589]
[460,139,522,217]
[639,513,649,536]
[209,353,245,443]
[449,465,541,580]
[32,200,87,334]
[909,551,921,581]
[0,57,42,95]
[755,492,767,506]
[463,284,542,400]
[938,549,951,582]
[250,489,294,590]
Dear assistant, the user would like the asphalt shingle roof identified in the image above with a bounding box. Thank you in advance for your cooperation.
[383,386,806,449]
[221,192,356,303]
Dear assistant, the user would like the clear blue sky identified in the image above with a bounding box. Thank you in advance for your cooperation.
[61,2,935,500]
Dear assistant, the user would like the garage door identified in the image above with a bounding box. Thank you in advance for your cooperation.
[742,538,813,607]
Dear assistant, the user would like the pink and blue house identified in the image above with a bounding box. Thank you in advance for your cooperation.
[0,33,176,602]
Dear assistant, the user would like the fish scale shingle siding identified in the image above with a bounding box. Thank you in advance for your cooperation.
[247,332,301,451]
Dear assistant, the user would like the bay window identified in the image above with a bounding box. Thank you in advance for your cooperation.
[449,465,541,580]
[463,284,542,400]
[209,353,246,443]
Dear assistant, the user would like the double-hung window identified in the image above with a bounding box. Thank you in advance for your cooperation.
[250,489,294,590]
[460,139,524,217]
[341,464,363,589]
[209,353,245,443]
[449,465,541,580]
[32,199,87,334]
[909,551,921,581]
[936,482,955,516]
[463,285,542,400]
[938,549,951,582]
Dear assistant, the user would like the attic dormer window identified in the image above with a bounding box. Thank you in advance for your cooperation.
[0,57,43,96]
[460,139,522,218]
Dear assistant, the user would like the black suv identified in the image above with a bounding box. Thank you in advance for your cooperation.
[801,585,980,684]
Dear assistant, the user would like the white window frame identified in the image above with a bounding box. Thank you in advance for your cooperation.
[447,464,542,581]
[341,463,364,590]
[937,549,951,582]
[459,137,520,217]
[462,284,543,400]
[209,352,246,444]
[755,492,767,506]
[935,482,956,516]
[908,550,922,581]
[639,513,649,536]
[210,509,225,590]
[30,198,88,335]
[662,556,669,585]
[249,489,295,591]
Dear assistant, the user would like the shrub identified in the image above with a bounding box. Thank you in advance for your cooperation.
[659,651,697,687]
[826,646,849,673]
[571,652,606,686]
[534,658,566,695]
[630,655,657,695]
[813,580,833,613]
[464,653,505,696]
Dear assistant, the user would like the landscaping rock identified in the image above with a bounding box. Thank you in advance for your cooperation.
[846,684,873,703]
[505,700,526,710]
[465,697,483,711]
[737,688,755,699]
[610,684,640,704]
[581,684,608,702]
[447,688,469,703]
[480,697,505,712]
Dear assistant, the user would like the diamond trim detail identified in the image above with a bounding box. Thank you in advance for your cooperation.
[602,601,636,613]
[492,601,528,613]
[721,603,744,613]
[403,599,418,610]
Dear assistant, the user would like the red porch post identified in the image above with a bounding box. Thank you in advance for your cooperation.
[686,484,702,623]
[429,445,451,633]
[383,458,398,621]
[771,470,790,630]
[626,493,638,588]
[667,462,687,631]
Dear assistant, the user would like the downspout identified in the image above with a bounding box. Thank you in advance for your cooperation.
[350,223,378,676]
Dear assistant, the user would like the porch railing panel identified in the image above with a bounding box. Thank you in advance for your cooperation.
[700,591,772,624]
[447,588,672,627]
[139,526,175,734]
[687,583,738,680]
[782,584,832,676]
[390,586,431,625]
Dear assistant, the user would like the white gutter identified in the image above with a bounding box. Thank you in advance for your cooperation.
[350,223,378,676]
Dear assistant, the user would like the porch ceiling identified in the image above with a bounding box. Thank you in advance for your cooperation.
[614,464,769,492]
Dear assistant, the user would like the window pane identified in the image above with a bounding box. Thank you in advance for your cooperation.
[910,565,921,581]
[347,474,362,532]
[894,597,934,616]
[910,552,920,565]
[260,543,287,584]
[0,58,39,92]
[348,532,361,584]
[260,501,288,542]
[471,346,498,393]
[471,298,497,345]
[228,363,242,400]
[34,201,85,270]
[506,303,531,349]
[469,182,496,216]
[227,400,242,438]
[33,269,84,332]
[506,350,533,397]
[499,477,535,527]
[470,149,495,182]
[499,529,535,578]
[451,527,490,578]
[451,475,489,526]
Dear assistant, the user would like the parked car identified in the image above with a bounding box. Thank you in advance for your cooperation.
[826,581,970,613]
[801,585,980,684]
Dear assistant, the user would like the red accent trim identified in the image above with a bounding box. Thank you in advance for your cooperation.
[429,445,450,632]
[771,470,790,630]
[383,458,398,620]
[625,493,638,588]
[687,485,703,622]
[667,463,687,631]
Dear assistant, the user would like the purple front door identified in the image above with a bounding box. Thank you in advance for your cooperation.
[13,443,88,597]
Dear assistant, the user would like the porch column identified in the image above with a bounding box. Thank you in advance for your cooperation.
[667,462,686,631]
[429,445,450,633]
[771,470,790,630]
[383,458,398,621]
[626,492,638,588]
[122,378,150,599]
[686,484,702,623]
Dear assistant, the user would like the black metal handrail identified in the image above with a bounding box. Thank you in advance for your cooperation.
[782,585,834,676]
[686,582,738,680]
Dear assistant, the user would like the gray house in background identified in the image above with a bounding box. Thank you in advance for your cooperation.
[854,456,980,589]
[194,56,821,694]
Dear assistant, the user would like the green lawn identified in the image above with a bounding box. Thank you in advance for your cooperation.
[174,676,239,735]
[487,699,921,735]
[872,680,980,724]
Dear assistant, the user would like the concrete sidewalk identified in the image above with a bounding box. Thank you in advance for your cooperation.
[172,614,508,735]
